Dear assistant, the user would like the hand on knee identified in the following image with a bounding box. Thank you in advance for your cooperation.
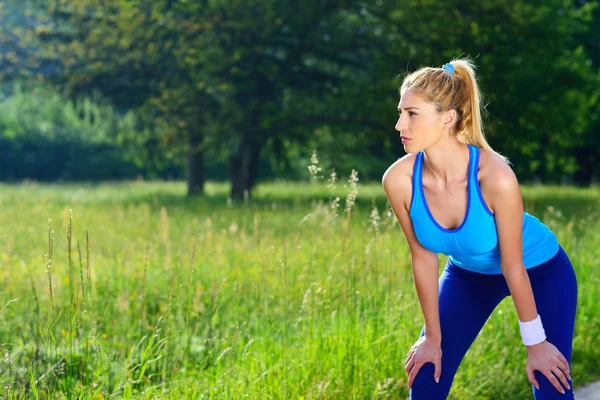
[405,336,442,388]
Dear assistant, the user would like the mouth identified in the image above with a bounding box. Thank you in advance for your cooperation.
[401,137,412,143]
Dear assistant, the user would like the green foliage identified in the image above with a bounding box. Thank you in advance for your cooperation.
[0,0,599,187]
[0,82,183,180]
[1,83,124,143]
[357,0,600,183]
[0,181,598,398]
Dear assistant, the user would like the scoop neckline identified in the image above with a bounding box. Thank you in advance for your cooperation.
[419,144,472,233]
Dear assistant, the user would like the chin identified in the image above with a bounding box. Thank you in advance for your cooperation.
[403,142,419,153]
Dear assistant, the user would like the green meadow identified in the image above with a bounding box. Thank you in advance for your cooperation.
[0,181,598,399]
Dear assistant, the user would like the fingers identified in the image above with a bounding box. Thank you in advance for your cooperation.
[405,351,415,373]
[407,361,423,389]
[551,365,571,391]
[556,353,571,380]
[553,356,571,382]
[542,369,566,394]
[526,365,540,390]
[404,350,414,366]
[405,362,413,375]
[433,359,441,384]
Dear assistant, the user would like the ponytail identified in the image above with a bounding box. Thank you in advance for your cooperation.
[400,57,509,164]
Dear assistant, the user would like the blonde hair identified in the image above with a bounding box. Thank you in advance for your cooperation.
[400,57,509,164]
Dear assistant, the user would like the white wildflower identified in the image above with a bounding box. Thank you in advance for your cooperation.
[344,169,359,217]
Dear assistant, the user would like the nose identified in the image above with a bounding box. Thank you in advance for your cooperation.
[395,114,407,132]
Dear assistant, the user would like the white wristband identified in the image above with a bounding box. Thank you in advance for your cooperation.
[518,314,546,346]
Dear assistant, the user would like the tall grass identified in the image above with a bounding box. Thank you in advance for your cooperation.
[0,179,597,399]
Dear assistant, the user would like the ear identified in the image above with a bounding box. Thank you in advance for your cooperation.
[443,109,457,128]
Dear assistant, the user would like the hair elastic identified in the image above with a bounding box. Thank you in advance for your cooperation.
[442,63,455,75]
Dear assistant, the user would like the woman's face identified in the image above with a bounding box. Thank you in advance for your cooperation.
[395,88,449,153]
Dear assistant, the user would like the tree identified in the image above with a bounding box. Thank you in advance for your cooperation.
[3,0,384,198]
[179,0,388,199]
[1,0,226,195]
[572,0,600,184]
[363,0,600,182]
[2,0,598,189]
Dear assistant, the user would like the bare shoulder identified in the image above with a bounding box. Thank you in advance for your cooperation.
[382,153,417,191]
[478,148,520,199]
[381,152,417,211]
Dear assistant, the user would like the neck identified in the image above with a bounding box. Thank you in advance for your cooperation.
[422,138,470,186]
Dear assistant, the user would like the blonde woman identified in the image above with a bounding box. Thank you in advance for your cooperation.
[382,59,577,399]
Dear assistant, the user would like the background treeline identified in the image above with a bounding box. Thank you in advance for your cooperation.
[0,83,230,181]
[0,0,599,197]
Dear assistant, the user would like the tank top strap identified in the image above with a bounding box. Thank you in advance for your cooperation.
[467,144,486,209]
[410,151,424,210]
[467,144,478,188]
[415,150,424,181]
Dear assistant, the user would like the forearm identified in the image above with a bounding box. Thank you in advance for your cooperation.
[501,263,538,322]
[412,256,441,344]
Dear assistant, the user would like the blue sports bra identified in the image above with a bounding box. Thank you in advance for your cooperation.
[409,144,559,274]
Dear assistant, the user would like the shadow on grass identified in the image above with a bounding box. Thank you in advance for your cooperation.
[122,183,600,223]
[11,181,597,223]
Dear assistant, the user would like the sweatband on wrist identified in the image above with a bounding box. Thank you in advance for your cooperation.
[518,314,546,346]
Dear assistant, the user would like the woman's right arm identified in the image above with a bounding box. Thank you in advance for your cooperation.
[382,164,441,344]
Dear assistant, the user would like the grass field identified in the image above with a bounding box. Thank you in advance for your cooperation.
[0,180,598,399]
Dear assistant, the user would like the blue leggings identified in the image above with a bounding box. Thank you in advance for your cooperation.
[410,246,578,399]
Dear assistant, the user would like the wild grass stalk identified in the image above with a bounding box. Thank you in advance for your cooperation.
[85,231,91,306]
[0,182,597,398]
[77,242,84,310]
[66,209,76,397]
[67,209,74,311]
[140,246,149,338]
[45,220,54,314]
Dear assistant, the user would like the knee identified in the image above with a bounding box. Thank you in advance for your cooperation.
[409,363,451,400]
[533,371,574,400]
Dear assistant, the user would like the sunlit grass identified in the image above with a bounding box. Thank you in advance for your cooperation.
[0,179,598,399]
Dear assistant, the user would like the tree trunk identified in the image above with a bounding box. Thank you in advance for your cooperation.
[230,141,261,200]
[187,133,204,196]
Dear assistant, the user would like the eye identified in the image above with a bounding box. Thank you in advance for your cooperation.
[398,112,416,117]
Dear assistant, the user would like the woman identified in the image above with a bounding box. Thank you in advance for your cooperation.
[381,58,577,399]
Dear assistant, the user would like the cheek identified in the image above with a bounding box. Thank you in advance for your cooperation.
[411,120,424,131]
[415,118,436,132]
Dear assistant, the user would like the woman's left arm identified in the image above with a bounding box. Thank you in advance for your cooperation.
[488,165,537,322]
[487,161,571,394]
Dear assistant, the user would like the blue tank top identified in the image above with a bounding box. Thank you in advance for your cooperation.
[409,144,559,274]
